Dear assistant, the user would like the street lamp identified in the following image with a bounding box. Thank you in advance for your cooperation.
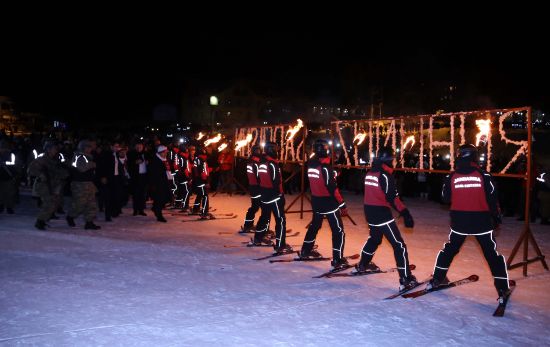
[210,96,218,131]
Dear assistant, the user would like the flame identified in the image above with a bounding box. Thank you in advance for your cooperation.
[353,130,367,146]
[217,143,228,152]
[286,119,304,141]
[475,119,491,146]
[403,135,415,150]
[196,132,205,140]
[204,133,222,146]
[234,134,253,151]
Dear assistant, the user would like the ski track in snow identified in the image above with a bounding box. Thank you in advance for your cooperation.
[1,193,549,346]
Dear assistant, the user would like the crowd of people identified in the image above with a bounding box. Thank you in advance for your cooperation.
[0,133,239,228]
[1,131,548,303]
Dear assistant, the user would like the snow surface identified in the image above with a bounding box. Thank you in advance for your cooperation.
[1,192,550,346]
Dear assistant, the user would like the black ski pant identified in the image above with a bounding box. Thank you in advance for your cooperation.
[254,196,286,250]
[359,217,412,279]
[175,180,191,210]
[192,184,208,216]
[243,194,261,229]
[433,229,510,293]
[302,209,345,261]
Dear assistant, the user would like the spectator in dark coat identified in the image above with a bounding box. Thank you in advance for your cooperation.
[148,145,172,222]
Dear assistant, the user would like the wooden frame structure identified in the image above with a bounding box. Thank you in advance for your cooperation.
[330,106,547,276]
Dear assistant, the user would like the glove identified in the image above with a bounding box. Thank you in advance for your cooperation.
[340,207,349,217]
[401,209,414,228]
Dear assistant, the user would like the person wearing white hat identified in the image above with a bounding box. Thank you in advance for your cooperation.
[147,145,172,222]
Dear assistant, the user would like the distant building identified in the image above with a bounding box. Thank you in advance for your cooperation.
[0,96,44,135]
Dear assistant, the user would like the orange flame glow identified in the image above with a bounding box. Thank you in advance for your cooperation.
[353,131,367,146]
[475,119,491,146]
[204,134,222,146]
[217,143,228,152]
[234,134,253,151]
[403,135,415,150]
[286,119,304,141]
[196,132,205,140]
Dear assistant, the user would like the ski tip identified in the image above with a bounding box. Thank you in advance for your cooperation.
[410,264,416,270]
[348,254,360,260]
[470,274,480,281]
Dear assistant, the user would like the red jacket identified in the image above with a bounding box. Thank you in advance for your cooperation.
[363,161,407,224]
[308,157,345,213]
[258,155,283,201]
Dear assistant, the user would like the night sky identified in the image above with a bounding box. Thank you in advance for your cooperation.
[6,36,549,121]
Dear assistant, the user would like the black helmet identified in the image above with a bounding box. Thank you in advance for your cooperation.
[376,147,394,163]
[264,142,279,158]
[457,144,478,162]
[251,145,262,157]
[313,139,329,158]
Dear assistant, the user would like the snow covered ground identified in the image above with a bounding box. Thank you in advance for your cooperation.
[1,191,549,346]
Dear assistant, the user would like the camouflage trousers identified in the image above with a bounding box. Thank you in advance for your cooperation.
[0,179,17,208]
[69,181,98,222]
[37,193,60,222]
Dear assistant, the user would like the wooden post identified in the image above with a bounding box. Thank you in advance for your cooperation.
[507,107,549,275]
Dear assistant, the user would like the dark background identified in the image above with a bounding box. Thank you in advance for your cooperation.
[4,34,549,121]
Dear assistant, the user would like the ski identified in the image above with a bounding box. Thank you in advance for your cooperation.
[402,274,479,299]
[171,208,217,215]
[270,253,360,263]
[223,244,271,248]
[239,231,299,243]
[384,277,428,300]
[328,264,416,278]
[182,215,237,222]
[237,229,255,234]
[493,280,516,317]
[253,250,299,261]
[180,212,233,217]
[229,228,293,235]
[312,263,356,278]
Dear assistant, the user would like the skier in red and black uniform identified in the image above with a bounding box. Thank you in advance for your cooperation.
[427,144,510,300]
[239,145,262,233]
[192,146,210,219]
[299,139,349,269]
[174,144,193,212]
[250,142,292,253]
[353,147,417,290]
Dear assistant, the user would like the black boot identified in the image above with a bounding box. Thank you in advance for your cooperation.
[399,274,419,291]
[351,261,380,274]
[66,216,76,227]
[299,248,322,259]
[426,276,450,290]
[84,221,101,230]
[35,220,47,230]
[155,212,167,222]
[330,257,349,270]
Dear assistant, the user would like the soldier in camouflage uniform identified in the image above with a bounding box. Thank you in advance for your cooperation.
[66,140,101,230]
[27,142,69,230]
